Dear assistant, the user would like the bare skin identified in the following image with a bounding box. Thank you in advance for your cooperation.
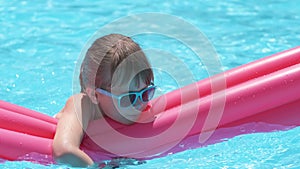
[53,94,96,167]
[52,80,149,167]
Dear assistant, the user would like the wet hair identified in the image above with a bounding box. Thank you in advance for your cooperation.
[79,34,154,92]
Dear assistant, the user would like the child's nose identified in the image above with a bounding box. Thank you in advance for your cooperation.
[134,97,145,110]
[134,97,142,105]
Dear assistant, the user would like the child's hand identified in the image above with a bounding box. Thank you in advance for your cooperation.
[98,157,146,168]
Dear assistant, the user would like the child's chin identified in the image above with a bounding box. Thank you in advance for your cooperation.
[118,116,139,125]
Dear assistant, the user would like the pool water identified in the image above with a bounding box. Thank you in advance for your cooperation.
[1,0,300,168]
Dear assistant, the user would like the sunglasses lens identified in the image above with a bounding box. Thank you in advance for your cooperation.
[118,86,156,108]
[142,87,155,102]
[120,94,137,107]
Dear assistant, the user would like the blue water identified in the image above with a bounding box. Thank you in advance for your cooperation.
[1,0,300,168]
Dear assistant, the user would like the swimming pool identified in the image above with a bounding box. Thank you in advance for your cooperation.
[1,0,300,168]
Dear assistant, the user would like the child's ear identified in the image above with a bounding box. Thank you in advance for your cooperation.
[86,87,98,104]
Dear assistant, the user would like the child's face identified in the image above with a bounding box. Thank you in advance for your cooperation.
[97,78,150,124]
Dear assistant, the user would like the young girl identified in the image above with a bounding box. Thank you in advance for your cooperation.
[52,34,156,167]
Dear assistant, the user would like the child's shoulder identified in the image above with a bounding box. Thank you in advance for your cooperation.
[56,93,96,119]
[68,93,89,103]
[67,93,95,111]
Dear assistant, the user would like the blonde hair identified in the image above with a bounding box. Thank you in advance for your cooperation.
[80,34,153,92]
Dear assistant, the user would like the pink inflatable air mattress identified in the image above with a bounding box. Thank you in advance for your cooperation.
[0,47,300,164]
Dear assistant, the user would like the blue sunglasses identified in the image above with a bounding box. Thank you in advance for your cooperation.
[96,83,156,108]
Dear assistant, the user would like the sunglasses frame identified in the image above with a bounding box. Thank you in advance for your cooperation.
[96,83,156,108]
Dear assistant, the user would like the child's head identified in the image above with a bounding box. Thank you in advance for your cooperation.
[80,34,154,124]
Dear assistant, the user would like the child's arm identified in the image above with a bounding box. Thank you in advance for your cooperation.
[52,94,94,167]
